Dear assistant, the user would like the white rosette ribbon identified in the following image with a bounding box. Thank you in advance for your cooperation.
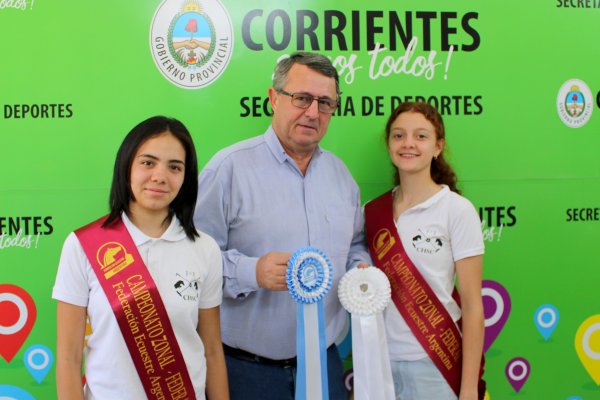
[287,247,332,400]
[338,266,395,400]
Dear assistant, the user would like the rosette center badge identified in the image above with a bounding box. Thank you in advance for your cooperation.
[287,247,332,304]
[339,267,391,316]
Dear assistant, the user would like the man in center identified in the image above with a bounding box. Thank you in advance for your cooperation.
[194,52,370,400]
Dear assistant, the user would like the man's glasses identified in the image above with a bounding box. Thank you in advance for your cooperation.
[276,89,338,114]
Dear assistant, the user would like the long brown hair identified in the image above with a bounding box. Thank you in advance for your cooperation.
[385,102,460,194]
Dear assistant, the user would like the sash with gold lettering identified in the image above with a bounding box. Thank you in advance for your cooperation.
[75,215,196,400]
[365,191,486,399]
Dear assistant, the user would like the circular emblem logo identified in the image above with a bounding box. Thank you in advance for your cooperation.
[557,79,593,128]
[150,0,234,89]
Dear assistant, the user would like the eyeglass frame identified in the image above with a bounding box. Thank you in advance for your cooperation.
[275,89,340,114]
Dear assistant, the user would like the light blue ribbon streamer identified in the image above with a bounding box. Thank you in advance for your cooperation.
[318,303,328,399]
[296,302,329,400]
[288,247,331,400]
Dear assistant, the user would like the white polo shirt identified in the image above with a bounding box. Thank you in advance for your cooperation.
[384,185,484,361]
[52,214,223,399]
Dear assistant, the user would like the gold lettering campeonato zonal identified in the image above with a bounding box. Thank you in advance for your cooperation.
[112,274,189,399]
[387,253,459,367]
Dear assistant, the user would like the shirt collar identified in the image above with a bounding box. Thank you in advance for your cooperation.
[420,184,450,208]
[393,184,450,212]
[121,212,187,246]
[264,125,323,165]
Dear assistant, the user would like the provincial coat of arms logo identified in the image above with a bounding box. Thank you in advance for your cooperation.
[150,0,233,89]
[557,79,593,128]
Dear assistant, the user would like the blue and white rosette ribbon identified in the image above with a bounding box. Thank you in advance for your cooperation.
[338,266,394,400]
[287,247,332,400]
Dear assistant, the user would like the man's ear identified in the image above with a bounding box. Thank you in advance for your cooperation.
[267,87,278,114]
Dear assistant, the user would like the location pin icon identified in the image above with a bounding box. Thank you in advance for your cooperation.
[534,304,559,341]
[0,284,37,362]
[24,344,54,383]
[481,280,511,352]
[505,357,530,392]
[575,314,600,385]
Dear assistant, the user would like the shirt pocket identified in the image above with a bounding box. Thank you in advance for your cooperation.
[325,205,356,259]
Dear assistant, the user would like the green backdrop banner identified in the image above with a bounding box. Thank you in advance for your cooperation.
[1,1,599,399]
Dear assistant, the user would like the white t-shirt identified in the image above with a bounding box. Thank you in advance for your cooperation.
[384,185,484,361]
[52,214,223,400]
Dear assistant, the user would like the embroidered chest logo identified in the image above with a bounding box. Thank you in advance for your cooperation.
[174,272,200,301]
[411,229,443,254]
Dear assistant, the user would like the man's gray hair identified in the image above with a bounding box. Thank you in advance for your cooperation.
[272,52,340,96]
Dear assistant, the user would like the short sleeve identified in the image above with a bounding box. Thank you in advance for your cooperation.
[197,233,223,309]
[449,197,485,262]
[51,232,91,307]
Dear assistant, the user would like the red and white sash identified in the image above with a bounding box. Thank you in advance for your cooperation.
[76,216,196,400]
[365,191,485,399]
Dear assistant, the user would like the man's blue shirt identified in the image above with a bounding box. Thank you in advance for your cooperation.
[194,126,370,359]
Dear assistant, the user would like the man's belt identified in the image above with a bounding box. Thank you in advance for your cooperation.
[223,344,296,368]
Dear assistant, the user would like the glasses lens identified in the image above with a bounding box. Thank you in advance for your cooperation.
[317,99,337,114]
[290,92,337,114]
[291,93,313,108]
